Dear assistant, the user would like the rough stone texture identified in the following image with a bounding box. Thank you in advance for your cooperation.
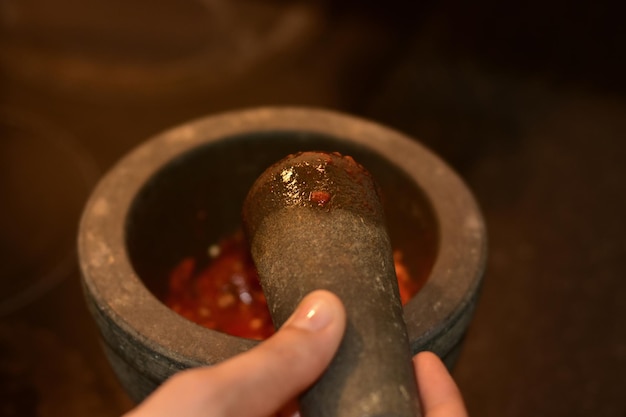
[244,152,418,417]
[76,108,485,407]
[255,209,418,417]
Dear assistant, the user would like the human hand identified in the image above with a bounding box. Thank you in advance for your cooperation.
[413,351,469,417]
[125,290,468,417]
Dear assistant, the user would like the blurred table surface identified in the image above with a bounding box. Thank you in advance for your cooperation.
[1,1,624,416]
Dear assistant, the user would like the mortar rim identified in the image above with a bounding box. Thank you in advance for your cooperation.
[78,106,487,367]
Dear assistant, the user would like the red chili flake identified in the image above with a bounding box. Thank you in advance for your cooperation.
[165,231,421,341]
[310,190,331,207]
[164,230,424,417]
[164,232,274,340]
[394,250,419,305]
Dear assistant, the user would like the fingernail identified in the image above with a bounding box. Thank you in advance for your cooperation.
[285,291,335,332]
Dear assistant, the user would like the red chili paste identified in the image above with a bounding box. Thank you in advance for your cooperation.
[166,231,419,340]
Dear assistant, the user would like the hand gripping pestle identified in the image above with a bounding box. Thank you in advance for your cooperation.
[242,151,420,417]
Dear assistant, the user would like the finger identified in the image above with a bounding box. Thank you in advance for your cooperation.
[211,289,346,416]
[127,290,346,417]
[413,351,468,417]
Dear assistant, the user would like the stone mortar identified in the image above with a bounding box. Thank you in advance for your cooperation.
[78,107,487,403]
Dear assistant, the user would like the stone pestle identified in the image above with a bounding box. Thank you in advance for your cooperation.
[242,151,420,417]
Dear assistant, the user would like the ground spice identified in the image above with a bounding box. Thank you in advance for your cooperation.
[165,231,419,340]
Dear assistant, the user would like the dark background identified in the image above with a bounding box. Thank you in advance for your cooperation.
[1,1,624,416]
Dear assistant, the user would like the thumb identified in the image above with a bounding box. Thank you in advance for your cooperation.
[127,290,346,417]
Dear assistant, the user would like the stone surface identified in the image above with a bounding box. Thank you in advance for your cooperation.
[77,108,485,405]
[244,152,418,417]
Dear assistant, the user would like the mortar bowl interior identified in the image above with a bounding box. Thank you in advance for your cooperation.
[78,108,486,402]
[126,131,438,303]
